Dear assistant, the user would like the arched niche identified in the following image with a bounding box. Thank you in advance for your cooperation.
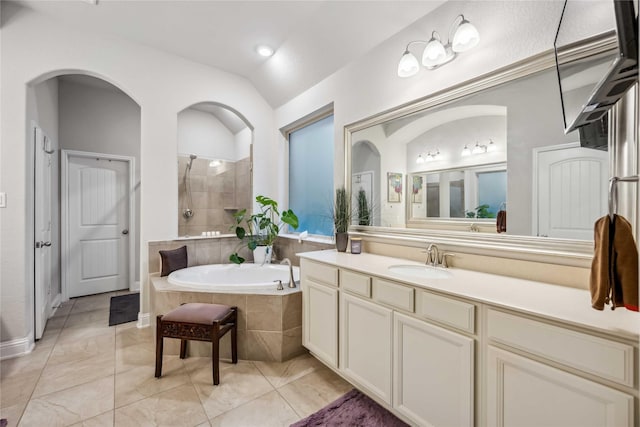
[176,102,254,237]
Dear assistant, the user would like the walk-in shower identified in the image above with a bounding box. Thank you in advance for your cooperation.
[182,154,197,219]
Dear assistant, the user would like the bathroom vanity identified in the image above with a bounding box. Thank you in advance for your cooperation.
[299,250,638,427]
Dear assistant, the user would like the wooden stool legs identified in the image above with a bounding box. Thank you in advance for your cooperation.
[155,305,237,385]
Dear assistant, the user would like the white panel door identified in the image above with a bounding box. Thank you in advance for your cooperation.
[34,125,53,339]
[303,279,338,368]
[486,346,633,427]
[340,292,393,404]
[393,312,474,427]
[67,155,129,297]
[536,144,608,239]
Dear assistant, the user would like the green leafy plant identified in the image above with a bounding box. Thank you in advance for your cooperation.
[465,204,496,219]
[357,189,371,226]
[229,195,298,264]
[334,187,351,233]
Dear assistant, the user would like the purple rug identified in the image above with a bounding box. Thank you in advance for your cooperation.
[291,389,408,427]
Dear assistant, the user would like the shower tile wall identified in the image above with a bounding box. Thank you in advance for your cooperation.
[178,156,251,237]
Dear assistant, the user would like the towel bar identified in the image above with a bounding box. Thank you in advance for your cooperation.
[608,175,639,220]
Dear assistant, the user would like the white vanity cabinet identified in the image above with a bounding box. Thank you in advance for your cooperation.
[299,253,638,427]
[394,312,474,427]
[300,259,339,368]
[340,292,393,404]
[486,308,635,427]
[486,346,633,427]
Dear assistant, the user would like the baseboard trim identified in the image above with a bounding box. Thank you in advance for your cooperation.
[137,312,150,329]
[0,336,35,360]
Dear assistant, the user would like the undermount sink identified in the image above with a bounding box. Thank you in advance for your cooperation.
[387,264,453,279]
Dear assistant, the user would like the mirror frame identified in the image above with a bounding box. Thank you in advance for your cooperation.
[345,35,619,267]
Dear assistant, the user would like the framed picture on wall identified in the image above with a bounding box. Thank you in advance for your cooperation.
[387,172,402,203]
[412,175,423,204]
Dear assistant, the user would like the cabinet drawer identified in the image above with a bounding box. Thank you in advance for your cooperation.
[416,291,475,334]
[372,278,414,312]
[340,270,371,298]
[301,259,338,287]
[487,309,634,387]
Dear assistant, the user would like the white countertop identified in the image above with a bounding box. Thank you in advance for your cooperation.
[298,250,639,341]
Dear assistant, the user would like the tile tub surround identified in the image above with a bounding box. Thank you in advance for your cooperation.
[151,274,304,362]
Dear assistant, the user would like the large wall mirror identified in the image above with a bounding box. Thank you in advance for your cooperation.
[177,102,253,237]
[346,33,621,247]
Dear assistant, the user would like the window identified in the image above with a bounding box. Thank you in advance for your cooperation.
[288,114,334,236]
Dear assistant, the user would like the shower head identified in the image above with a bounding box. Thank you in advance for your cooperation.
[187,154,197,170]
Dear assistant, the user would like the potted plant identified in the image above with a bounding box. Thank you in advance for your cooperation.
[334,187,351,252]
[357,189,371,226]
[229,195,298,264]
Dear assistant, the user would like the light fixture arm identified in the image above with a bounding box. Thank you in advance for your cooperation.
[446,15,465,43]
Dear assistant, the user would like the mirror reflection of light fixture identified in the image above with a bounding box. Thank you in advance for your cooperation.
[209,160,222,167]
[416,148,440,164]
[397,14,479,77]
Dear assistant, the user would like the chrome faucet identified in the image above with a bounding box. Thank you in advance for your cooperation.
[426,243,439,267]
[280,258,296,288]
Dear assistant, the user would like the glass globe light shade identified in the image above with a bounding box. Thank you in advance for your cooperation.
[398,50,420,77]
[422,37,446,68]
[452,18,479,52]
[416,154,425,164]
[461,145,471,156]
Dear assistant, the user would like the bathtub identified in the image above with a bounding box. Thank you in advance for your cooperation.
[151,262,304,362]
[167,263,300,292]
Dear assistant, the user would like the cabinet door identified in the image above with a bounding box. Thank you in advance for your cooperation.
[393,312,474,427]
[340,292,393,404]
[486,346,633,427]
[303,279,338,368]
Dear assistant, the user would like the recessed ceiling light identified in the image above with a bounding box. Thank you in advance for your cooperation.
[256,45,274,57]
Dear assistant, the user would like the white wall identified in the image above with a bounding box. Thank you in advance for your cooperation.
[0,6,276,353]
[275,0,569,188]
[177,109,236,161]
[58,78,142,283]
[235,127,252,160]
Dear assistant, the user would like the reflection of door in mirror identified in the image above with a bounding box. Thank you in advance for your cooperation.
[534,142,608,240]
[177,103,253,237]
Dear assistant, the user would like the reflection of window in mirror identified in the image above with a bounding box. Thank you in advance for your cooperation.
[477,170,507,218]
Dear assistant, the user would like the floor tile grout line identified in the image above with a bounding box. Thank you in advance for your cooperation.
[12,298,76,427]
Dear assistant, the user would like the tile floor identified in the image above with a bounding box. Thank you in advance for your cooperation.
[0,291,352,427]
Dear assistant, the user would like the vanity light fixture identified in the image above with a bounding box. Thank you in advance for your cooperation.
[472,141,487,154]
[416,149,440,164]
[487,139,496,152]
[461,144,472,156]
[256,45,275,57]
[426,149,440,161]
[397,14,479,77]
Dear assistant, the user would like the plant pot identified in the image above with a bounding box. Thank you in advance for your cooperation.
[253,245,272,264]
[335,232,349,252]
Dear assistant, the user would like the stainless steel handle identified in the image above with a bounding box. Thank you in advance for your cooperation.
[122,229,129,235]
[43,241,52,247]
[35,241,51,248]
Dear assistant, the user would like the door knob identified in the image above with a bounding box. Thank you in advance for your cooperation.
[122,229,129,235]
[43,241,52,247]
